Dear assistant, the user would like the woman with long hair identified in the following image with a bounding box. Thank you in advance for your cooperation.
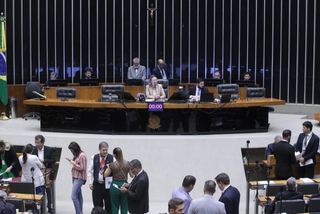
[145,75,166,100]
[18,144,45,194]
[67,141,87,214]
[104,147,133,214]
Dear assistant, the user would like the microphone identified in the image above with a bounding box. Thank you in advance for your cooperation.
[247,140,250,144]
[32,91,47,99]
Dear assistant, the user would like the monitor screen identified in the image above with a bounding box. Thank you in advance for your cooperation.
[204,79,224,86]
[114,91,136,101]
[168,91,190,102]
[125,79,143,86]
[48,79,68,87]
[235,80,255,87]
[79,78,99,86]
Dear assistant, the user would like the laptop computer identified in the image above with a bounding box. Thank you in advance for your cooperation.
[200,93,214,102]
[220,94,231,103]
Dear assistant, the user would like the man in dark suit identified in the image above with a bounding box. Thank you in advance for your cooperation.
[88,142,114,214]
[215,173,240,214]
[152,59,170,80]
[264,135,282,160]
[33,135,56,213]
[0,190,16,214]
[266,177,304,214]
[120,159,149,214]
[273,129,296,180]
[294,121,320,178]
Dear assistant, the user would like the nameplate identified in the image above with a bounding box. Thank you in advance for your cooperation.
[147,102,164,112]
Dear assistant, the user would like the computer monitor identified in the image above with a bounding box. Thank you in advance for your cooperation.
[200,93,214,102]
[79,78,99,86]
[9,182,34,194]
[168,91,190,102]
[125,79,143,86]
[114,91,136,101]
[235,80,255,87]
[48,79,68,87]
[204,79,224,86]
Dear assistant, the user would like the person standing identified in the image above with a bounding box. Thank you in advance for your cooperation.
[171,175,196,214]
[67,142,87,214]
[294,121,320,178]
[0,140,20,178]
[264,135,282,160]
[33,135,56,213]
[188,180,226,214]
[120,159,149,214]
[127,58,147,80]
[88,142,114,214]
[273,130,296,180]
[215,173,240,214]
[152,59,170,80]
[167,198,184,214]
[19,144,45,194]
[104,147,133,214]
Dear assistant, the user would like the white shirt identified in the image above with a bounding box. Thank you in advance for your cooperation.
[37,147,44,161]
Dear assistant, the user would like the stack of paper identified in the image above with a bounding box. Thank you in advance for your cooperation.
[300,178,315,183]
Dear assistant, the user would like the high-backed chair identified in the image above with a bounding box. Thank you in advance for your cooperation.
[144,79,169,98]
[275,199,305,213]
[308,198,320,212]
[246,87,266,99]
[217,84,239,100]
[297,183,319,195]
[56,88,77,99]
[101,85,125,100]
[265,184,286,196]
[6,199,25,212]
[22,82,42,120]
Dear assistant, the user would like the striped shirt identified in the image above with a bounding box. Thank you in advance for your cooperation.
[72,151,87,180]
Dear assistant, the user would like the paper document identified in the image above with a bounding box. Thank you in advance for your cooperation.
[299,158,313,167]
[259,181,275,185]
[300,178,315,183]
[105,177,113,189]
[295,151,302,161]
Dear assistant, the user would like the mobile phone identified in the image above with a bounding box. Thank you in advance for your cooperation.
[113,184,120,189]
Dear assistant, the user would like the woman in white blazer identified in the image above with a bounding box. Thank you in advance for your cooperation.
[146,75,166,100]
[18,144,45,194]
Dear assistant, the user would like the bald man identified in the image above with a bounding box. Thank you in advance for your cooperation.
[152,59,170,79]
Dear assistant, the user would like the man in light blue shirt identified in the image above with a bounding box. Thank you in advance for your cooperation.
[172,175,196,214]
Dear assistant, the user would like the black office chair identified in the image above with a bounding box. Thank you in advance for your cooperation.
[6,199,25,212]
[217,84,239,100]
[297,183,319,195]
[101,85,125,100]
[275,199,305,213]
[308,198,320,212]
[246,87,266,100]
[56,88,77,99]
[22,82,42,120]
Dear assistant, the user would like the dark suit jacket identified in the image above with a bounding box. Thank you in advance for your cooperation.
[0,200,16,214]
[267,190,304,214]
[152,64,170,79]
[188,86,209,96]
[295,132,319,165]
[219,185,240,214]
[273,141,296,178]
[264,143,275,160]
[32,146,55,168]
[125,170,149,214]
[0,146,20,177]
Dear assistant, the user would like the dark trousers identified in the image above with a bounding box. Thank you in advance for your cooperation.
[92,182,111,214]
[298,164,314,178]
[46,187,52,208]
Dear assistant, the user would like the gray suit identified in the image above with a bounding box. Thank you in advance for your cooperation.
[188,195,226,214]
[127,65,147,80]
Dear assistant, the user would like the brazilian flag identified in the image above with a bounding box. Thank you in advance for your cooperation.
[0,14,7,106]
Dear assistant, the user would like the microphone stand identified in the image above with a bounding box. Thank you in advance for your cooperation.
[279,187,284,214]
[31,169,38,214]
[245,140,250,214]
[266,165,272,202]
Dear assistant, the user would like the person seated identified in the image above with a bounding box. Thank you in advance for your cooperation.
[44,71,58,87]
[266,177,304,214]
[244,72,251,80]
[188,78,220,102]
[152,59,169,80]
[84,67,93,79]
[310,183,320,198]
[213,70,222,79]
[146,75,166,100]
[0,190,16,214]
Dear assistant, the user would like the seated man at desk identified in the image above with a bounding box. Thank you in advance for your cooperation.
[127,57,146,80]
[146,75,166,101]
[188,78,219,102]
[84,67,93,79]
[265,177,304,214]
[0,190,16,213]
